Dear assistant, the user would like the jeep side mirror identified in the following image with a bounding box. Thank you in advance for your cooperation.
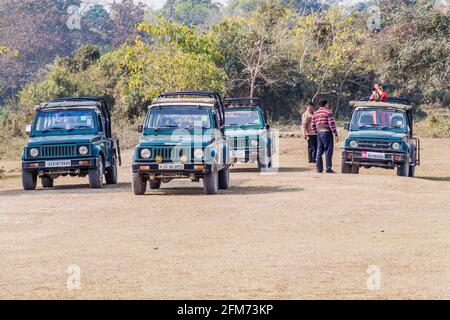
[344,122,350,131]
[137,125,143,133]
[25,124,32,136]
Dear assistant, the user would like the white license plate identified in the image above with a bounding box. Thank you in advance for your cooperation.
[362,151,385,160]
[158,163,185,170]
[45,160,72,167]
[232,150,246,158]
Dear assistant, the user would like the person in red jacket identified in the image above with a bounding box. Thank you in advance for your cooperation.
[375,83,388,102]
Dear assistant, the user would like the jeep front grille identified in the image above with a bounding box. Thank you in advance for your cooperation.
[232,137,248,149]
[40,144,78,158]
[147,146,191,161]
[357,139,392,150]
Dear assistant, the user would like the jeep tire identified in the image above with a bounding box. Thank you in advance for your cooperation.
[397,156,410,177]
[105,155,118,185]
[341,158,352,174]
[408,164,415,178]
[218,166,230,190]
[351,165,359,174]
[41,175,54,188]
[89,156,104,189]
[22,171,37,190]
[132,172,147,195]
[149,179,161,190]
[203,166,219,195]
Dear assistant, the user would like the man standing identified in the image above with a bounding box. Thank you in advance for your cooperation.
[301,102,317,165]
[312,100,339,173]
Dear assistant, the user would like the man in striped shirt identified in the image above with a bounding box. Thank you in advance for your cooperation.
[312,100,339,173]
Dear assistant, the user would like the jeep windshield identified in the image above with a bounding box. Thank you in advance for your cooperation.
[35,110,96,133]
[224,109,263,127]
[145,106,211,130]
[351,108,407,132]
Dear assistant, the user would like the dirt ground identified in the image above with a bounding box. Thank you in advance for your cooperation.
[1,136,450,299]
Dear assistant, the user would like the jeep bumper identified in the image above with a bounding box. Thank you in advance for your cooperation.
[22,158,98,173]
[132,163,213,175]
[342,150,406,168]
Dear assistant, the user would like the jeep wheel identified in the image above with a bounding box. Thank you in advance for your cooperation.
[257,156,272,172]
[408,165,415,178]
[105,155,118,185]
[218,167,230,190]
[89,156,104,189]
[149,180,161,190]
[41,175,54,188]
[203,166,219,195]
[351,165,360,174]
[341,158,352,174]
[22,171,37,191]
[132,172,147,195]
[397,157,410,177]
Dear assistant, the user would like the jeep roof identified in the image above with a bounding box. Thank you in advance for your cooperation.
[223,97,268,122]
[153,90,225,124]
[34,96,112,138]
[349,101,413,111]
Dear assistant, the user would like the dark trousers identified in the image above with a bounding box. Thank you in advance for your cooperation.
[307,135,317,163]
[316,131,334,173]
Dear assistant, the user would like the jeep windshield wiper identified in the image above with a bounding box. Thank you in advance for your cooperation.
[152,125,181,130]
[68,125,92,131]
[41,126,66,132]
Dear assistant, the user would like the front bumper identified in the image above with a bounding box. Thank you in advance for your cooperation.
[132,162,213,175]
[342,149,406,168]
[22,158,98,172]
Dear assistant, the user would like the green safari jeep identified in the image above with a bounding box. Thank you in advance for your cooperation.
[223,97,274,171]
[342,98,420,177]
[22,97,121,190]
[132,91,230,195]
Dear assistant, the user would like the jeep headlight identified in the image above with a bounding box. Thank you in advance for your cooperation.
[392,142,401,150]
[30,148,39,158]
[79,146,89,155]
[140,148,151,159]
[250,139,258,147]
[194,148,204,159]
[349,140,358,148]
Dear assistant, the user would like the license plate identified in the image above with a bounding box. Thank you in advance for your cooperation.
[362,151,385,160]
[45,160,72,167]
[158,163,185,170]
[232,150,246,158]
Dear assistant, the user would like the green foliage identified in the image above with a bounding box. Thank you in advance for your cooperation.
[376,0,450,105]
[161,0,222,27]
[17,18,227,119]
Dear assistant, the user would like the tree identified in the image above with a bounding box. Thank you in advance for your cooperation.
[212,1,292,98]
[375,0,450,105]
[292,6,375,115]
[161,0,222,28]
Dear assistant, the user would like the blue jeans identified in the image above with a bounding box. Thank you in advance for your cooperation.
[316,131,334,173]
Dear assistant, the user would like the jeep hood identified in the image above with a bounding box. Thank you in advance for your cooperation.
[27,134,100,145]
[347,130,406,140]
[140,133,215,146]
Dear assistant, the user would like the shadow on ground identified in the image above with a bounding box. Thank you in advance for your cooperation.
[145,185,304,196]
[0,182,131,197]
[231,167,309,173]
[416,176,450,182]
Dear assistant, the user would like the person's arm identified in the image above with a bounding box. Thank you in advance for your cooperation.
[311,114,317,135]
[301,113,309,139]
[328,112,339,141]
